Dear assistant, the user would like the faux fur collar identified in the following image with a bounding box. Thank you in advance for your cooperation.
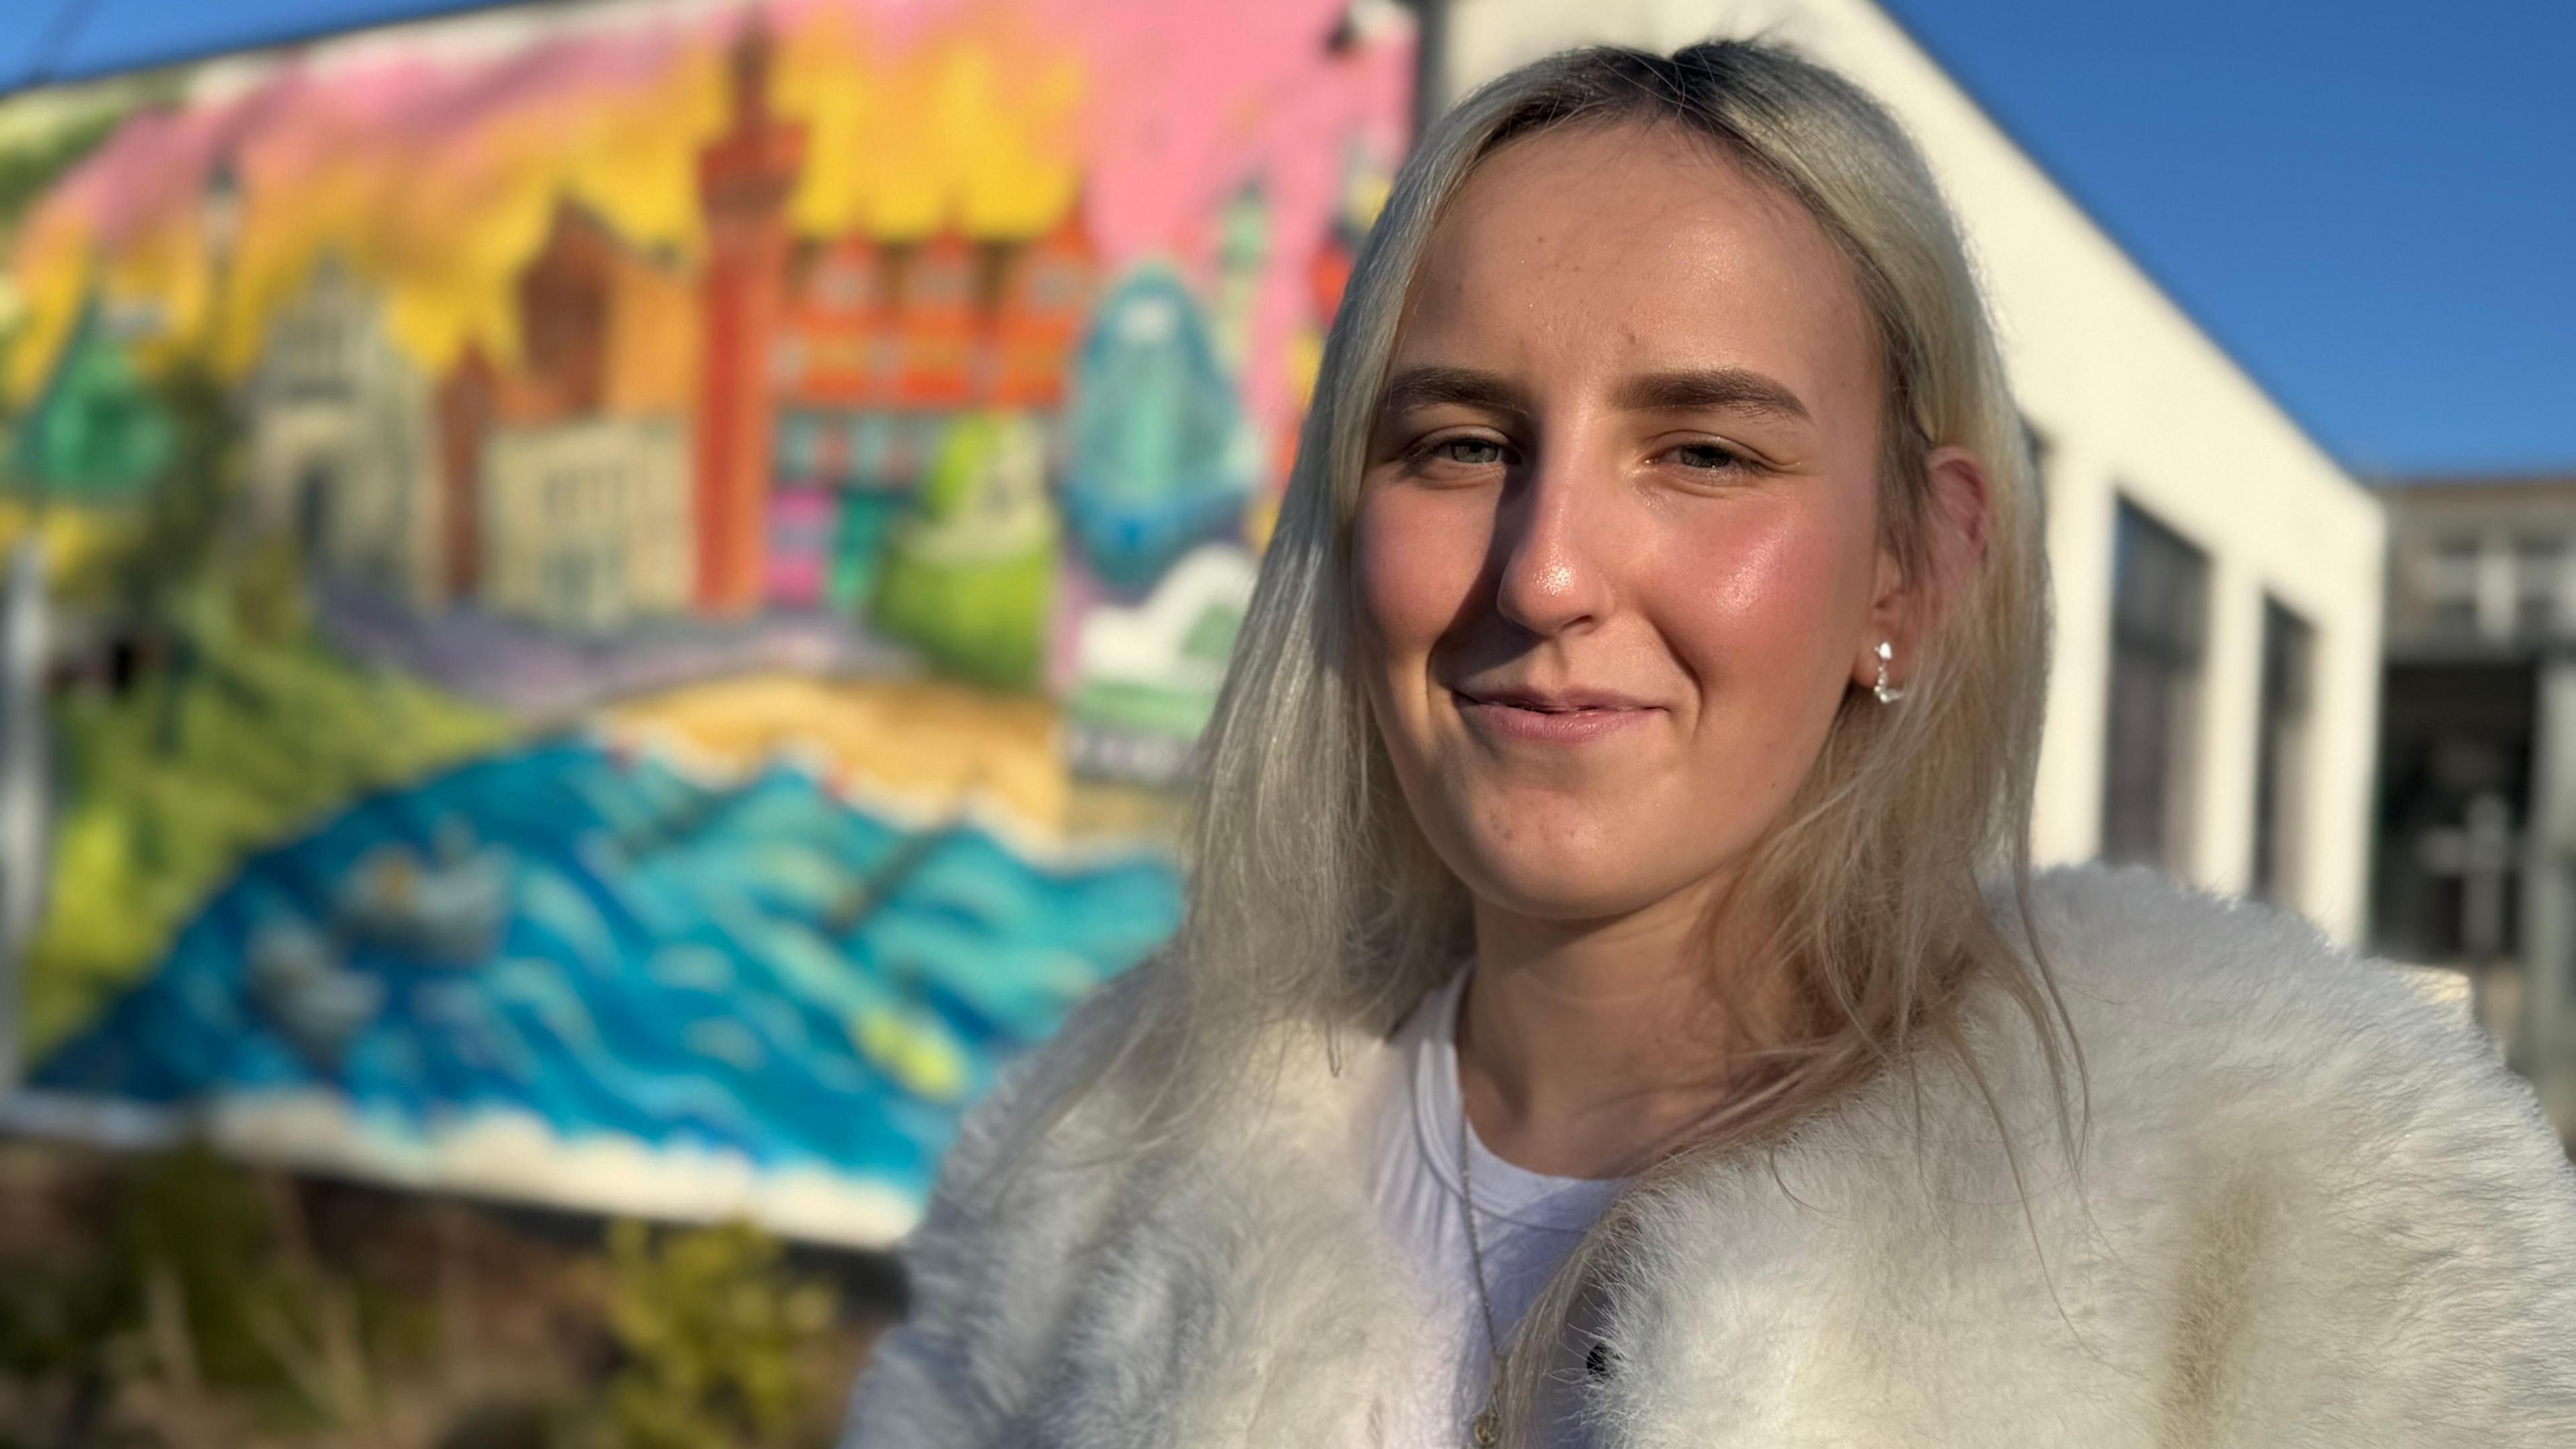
[846,865,2576,1446]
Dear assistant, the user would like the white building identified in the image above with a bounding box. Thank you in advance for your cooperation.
[244,253,448,607]
[478,415,694,634]
[1432,0,2385,941]
[2374,474,2576,1128]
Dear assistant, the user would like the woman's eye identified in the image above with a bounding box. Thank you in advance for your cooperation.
[1668,441,1747,472]
[1424,437,1507,468]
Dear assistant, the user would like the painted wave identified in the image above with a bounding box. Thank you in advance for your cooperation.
[32,737,1183,1208]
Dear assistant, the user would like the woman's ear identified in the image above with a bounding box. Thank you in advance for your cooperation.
[1922,445,1994,599]
[1851,445,1992,694]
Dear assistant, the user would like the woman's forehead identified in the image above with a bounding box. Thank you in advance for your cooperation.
[1397,121,1875,403]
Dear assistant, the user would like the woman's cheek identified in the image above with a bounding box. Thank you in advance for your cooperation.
[1352,488,1487,666]
[1650,506,1864,698]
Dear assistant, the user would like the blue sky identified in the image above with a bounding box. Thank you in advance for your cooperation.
[1878,0,2575,480]
[4,0,2567,480]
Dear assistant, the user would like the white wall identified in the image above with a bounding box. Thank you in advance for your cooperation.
[1434,0,2387,939]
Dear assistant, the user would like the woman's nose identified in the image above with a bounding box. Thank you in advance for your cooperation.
[1490,449,1613,637]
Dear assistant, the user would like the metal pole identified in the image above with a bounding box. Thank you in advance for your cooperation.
[0,535,52,1095]
[1399,0,1452,143]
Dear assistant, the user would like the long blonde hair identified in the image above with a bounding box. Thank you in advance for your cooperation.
[1065,38,2086,1438]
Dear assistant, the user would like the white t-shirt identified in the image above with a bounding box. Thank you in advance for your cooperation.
[1361,969,1627,1446]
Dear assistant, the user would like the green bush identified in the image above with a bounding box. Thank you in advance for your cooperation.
[0,1144,434,1443]
[596,1219,837,1449]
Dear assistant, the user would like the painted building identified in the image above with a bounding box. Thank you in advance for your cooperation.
[767,231,886,613]
[447,200,699,632]
[242,254,442,606]
[694,17,806,618]
[1434,0,2387,942]
[433,347,499,600]
[476,414,694,633]
[985,210,1097,409]
[766,202,1098,612]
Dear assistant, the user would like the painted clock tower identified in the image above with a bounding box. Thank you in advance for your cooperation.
[692,13,806,614]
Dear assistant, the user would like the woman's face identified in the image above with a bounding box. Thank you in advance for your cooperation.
[1353,121,1902,927]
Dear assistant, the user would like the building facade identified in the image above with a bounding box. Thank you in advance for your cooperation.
[765,207,1099,613]
[243,254,443,607]
[693,16,806,618]
[1432,0,2387,941]
[476,415,694,633]
[2374,475,2576,1126]
[435,199,700,633]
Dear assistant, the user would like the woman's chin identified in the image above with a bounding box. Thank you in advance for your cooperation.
[1453,848,1705,925]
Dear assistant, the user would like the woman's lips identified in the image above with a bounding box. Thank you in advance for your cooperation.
[1450,690,1660,744]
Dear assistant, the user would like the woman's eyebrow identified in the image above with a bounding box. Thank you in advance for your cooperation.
[1375,366,1536,423]
[1613,367,1811,423]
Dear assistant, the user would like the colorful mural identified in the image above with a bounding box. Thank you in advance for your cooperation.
[0,0,1408,1245]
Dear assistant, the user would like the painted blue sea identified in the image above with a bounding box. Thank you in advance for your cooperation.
[32,737,1183,1210]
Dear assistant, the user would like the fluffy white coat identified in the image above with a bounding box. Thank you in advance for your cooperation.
[843,865,2576,1446]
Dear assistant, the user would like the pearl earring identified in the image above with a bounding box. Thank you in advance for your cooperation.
[1873,640,1907,704]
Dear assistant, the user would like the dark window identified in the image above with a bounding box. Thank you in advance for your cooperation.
[2251,597,2315,906]
[2425,534,2485,637]
[2515,535,2563,638]
[296,460,338,557]
[2019,413,2053,529]
[2369,660,2535,965]
[2102,498,2208,871]
[2431,595,2480,636]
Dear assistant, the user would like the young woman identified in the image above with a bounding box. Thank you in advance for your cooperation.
[846,41,2576,1447]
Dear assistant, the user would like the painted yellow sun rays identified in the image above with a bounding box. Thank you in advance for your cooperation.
[780,5,1086,246]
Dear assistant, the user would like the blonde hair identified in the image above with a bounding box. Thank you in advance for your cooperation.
[1064,39,2086,1440]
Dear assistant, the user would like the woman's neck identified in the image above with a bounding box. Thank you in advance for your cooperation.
[1457,883,1786,1181]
